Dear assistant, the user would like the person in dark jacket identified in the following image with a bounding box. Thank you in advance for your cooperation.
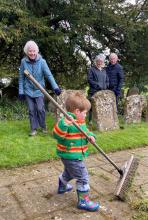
[19,40,61,136]
[88,54,109,96]
[106,53,124,110]
[87,54,109,122]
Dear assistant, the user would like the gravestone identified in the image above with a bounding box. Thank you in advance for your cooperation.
[124,95,147,123]
[91,90,119,131]
[141,96,148,122]
[126,86,139,97]
[47,89,86,120]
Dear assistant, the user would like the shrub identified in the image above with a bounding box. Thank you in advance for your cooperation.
[0,97,28,120]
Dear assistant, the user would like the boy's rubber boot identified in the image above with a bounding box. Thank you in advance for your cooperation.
[58,178,73,194]
[77,190,99,211]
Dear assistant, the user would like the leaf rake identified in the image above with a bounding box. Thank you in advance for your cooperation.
[24,69,139,201]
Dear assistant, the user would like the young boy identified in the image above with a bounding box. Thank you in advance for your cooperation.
[53,92,99,211]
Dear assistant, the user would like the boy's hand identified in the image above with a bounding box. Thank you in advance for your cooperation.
[88,136,95,144]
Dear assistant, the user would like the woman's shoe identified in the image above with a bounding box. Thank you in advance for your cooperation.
[29,130,37,136]
[42,128,48,134]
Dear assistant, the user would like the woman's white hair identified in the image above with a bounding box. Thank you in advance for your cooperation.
[23,40,39,55]
[94,53,105,64]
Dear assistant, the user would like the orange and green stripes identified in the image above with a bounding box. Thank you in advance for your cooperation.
[52,112,95,160]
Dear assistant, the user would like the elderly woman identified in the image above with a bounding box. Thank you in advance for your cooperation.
[19,40,61,136]
[87,54,109,122]
[88,54,109,97]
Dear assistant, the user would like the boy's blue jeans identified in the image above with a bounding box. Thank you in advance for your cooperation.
[60,158,90,191]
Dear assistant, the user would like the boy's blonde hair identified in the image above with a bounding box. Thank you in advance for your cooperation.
[65,92,91,112]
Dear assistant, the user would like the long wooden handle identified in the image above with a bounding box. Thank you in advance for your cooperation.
[24,69,122,174]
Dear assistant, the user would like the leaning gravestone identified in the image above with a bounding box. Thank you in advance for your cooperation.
[126,86,139,97]
[91,90,119,131]
[47,89,86,120]
[124,95,147,123]
[143,96,148,122]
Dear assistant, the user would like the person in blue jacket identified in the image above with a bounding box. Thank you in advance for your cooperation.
[106,53,124,110]
[19,40,61,136]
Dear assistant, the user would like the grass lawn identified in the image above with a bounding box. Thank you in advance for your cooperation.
[0,115,148,168]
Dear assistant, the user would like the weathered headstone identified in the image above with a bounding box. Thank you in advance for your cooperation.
[126,86,139,97]
[141,96,148,122]
[124,95,147,123]
[47,89,86,120]
[91,90,119,131]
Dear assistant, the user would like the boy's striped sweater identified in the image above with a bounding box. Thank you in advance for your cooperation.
[53,112,95,160]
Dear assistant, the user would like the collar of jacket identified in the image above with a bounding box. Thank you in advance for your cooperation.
[109,63,118,67]
[67,112,85,124]
[94,65,105,71]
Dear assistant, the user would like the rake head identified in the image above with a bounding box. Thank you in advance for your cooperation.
[114,155,139,201]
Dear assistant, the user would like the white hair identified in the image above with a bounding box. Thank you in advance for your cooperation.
[94,54,105,64]
[23,40,39,55]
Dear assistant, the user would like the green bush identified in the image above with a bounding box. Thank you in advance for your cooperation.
[0,97,28,120]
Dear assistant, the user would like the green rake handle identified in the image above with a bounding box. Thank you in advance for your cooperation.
[24,69,123,176]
